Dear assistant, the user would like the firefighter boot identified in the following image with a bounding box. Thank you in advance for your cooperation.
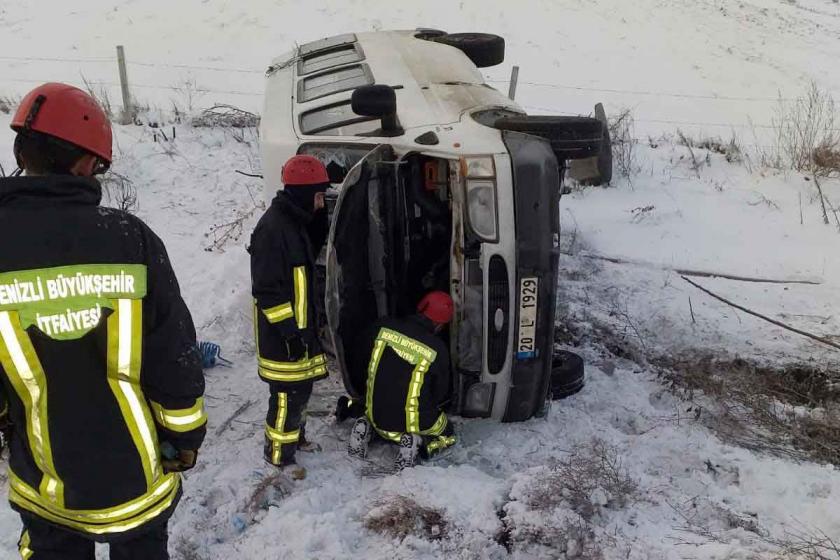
[395,433,422,470]
[348,417,372,458]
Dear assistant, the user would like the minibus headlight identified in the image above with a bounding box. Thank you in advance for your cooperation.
[466,179,498,242]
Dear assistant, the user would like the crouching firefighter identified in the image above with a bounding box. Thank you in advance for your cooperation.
[249,155,330,479]
[348,291,457,469]
[0,83,206,559]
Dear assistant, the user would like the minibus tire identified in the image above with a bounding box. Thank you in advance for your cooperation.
[415,28,448,40]
[551,351,585,400]
[494,116,603,160]
[434,33,505,67]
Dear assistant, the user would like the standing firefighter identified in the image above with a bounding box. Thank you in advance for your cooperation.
[249,155,330,479]
[348,291,457,469]
[0,83,206,559]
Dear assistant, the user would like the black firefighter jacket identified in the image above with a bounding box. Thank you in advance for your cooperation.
[249,192,327,385]
[354,316,451,440]
[0,176,206,541]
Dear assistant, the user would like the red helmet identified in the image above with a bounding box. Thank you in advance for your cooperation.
[11,82,112,163]
[282,155,329,186]
[417,291,454,325]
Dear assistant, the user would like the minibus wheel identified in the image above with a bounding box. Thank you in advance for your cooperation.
[551,351,585,400]
[433,33,505,67]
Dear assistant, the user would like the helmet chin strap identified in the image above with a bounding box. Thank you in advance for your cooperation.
[12,135,24,176]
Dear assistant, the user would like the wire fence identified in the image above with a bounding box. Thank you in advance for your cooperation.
[1,52,836,134]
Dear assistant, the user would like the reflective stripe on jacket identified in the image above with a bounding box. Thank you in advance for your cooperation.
[249,192,326,384]
[0,176,205,540]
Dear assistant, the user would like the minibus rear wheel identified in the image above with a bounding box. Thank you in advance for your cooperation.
[433,33,505,67]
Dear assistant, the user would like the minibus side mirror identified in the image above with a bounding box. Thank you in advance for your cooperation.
[352,85,403,136]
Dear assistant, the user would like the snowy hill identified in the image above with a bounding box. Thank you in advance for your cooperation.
[2,1,840,559]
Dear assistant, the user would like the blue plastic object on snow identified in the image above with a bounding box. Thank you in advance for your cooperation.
[198,341,233,369]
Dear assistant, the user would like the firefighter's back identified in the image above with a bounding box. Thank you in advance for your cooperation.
[365,315,448,434]
[0,174,188,537]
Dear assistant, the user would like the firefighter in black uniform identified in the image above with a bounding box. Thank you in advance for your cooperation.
[0,83,206,559]
[347,291,457,469]
[249,155,330,479]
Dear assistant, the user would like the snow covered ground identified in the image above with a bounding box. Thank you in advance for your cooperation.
[1,1,840,559]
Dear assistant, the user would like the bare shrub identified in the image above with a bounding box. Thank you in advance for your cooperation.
[81,75,114,121]
[100,171,138,214]
[0,95,19,115]
[773,527,840,559]
[524,439,638,522]
[171,76,205,115]
[772,82,840,177]
[609,108,638,180]
[657,354,840,465]
[204,182,265,252]
[192,105,260,129]
[364,495,448,542]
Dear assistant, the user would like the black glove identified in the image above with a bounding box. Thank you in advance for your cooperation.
[160,442,198,473]
[285,335,307,361]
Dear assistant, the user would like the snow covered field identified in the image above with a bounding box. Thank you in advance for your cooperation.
[2,1,840,559]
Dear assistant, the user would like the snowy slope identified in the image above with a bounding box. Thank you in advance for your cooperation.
[1,1,840,559]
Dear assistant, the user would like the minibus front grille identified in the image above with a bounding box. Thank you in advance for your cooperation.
[487,255,509,374]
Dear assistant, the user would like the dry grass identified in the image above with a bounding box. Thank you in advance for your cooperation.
[696,134,744,164]
[81,75,114,121]
[364,495,448,542]
[657,354,840,465]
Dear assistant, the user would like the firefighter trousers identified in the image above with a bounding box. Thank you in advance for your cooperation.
[264,380,314,466]
[18,516,168,559]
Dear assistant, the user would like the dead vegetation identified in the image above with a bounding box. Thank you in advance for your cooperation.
[524,439,638,522]
[769,81,840,178]
[696,134,744,164]
[500,513,605,560]
[0,95,19,115]
[656,354,840,466]
[204,181,264,252]
[609,108,639,181]
[670,494,840,559]
[81,75,114,121]
[192,104,260,129]
[364,495,448,542]
[100,170,138,214]
[494,439,636,557]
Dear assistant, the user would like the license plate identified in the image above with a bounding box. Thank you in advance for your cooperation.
[517,277,539,359]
